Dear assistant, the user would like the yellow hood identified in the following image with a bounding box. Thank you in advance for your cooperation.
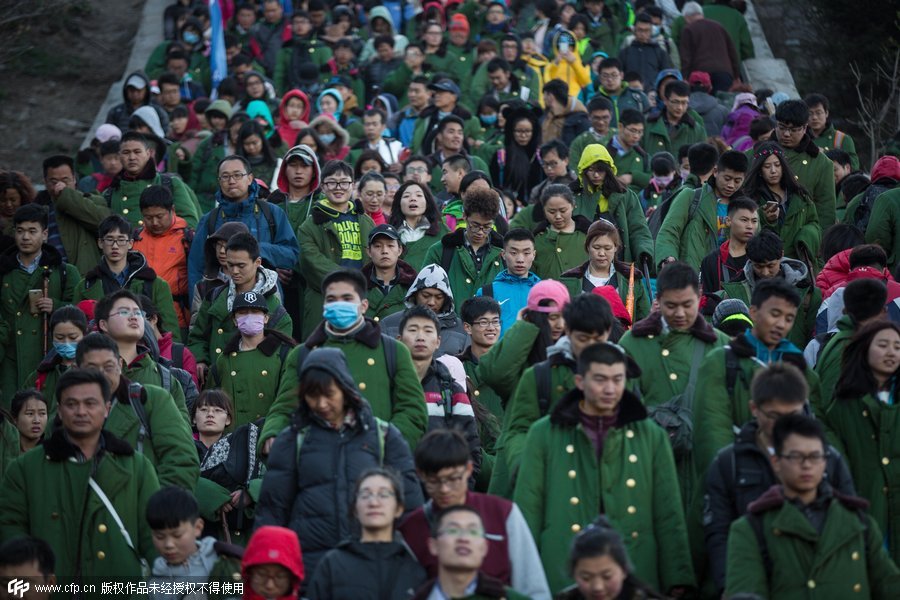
[577,143,617,190]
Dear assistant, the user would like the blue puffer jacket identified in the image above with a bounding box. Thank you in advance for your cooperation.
[187,181,300,300]
[254,348,424,581]
[477,269,542,339]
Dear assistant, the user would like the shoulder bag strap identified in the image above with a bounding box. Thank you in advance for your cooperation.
[683,339,707,412]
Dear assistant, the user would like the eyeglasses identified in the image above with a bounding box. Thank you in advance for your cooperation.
[437,526,485,539]
[471,318,501,329]
[323,180,353,190]
[218,172,248,182]
[466,221,494,233]
[358,490,396,501]
[622,126,644,136]
[423,470,467,490]
[102,237,131,247]
[776,122,806,134]
[778,452,828,466]
[599,72,620,81]
[112,308,145,319]
[405,166,429,174]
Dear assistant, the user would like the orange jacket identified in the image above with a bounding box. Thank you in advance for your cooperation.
[134,215,191,328]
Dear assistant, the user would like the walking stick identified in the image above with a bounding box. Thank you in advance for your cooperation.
[41,267,50,356]
[625,262,635,323]
[641,258,654,305]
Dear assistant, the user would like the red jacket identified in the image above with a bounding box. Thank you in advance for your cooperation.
[241,526,304,600]
[817,249,852,296]
[824,266,900,301]
[157,330,198,386]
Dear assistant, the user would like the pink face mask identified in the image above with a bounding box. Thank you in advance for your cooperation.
[236,313,265,336]
[654,174,675,187]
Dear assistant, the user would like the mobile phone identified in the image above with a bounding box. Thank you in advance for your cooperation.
[765,200,779,208]
[559,41,569,54]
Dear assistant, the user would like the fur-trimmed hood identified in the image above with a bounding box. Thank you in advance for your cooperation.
[550,385,647,429]
[43,427,134,462]
[630,310,720,343]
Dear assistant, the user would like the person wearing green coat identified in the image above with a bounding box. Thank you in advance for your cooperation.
[36,155,110,277]
[693,278,824,474]
[608,109,652,193]
[725,414,900,598]
[573,144,654,266]
[823,320,900,564]
[559,219,651,324]
[531,187,592,281]
[514,343,694,595]
[361,230,419,323]
[259,269,428,453]
[642,81,707,157]
[806,92,860,170]
[272,18,333,96]
[189,100,235,213]
[741,141,821,262]
[207,292,297,430]
[106,132,200,228]
[492,293,614,501]
[0,368,160,584]
[774,100,837,229]
[655,148,749,270]
[0,224,79,396]
[864,188,900,270]
[422,191,505,314]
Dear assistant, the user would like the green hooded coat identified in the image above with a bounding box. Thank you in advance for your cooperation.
[755,189,821,262]
[422,229,505,315]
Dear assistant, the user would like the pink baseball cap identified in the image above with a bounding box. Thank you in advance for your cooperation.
[527,280,570,313]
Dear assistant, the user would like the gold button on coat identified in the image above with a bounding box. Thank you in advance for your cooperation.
[359,382,367,390]
[565,444,574,454]
[669,373,678,381]
[465,278,472,284]
[628,454,638,463]
[625,430,635,439]
[98,524,107,533]
[807,580,815,589]
[851,551,860,560]
[631,531,639,539]
[627,505,636,514]
[97,551,106,560]
[661,349,670,357]
[367,358,375,365]
[571,523,581,532]
[215,348,222,354]
[568,470,576,479]
[626,478,636,488]
[570,497,579,505]
[883,457,890,465]
[230,371,237,377]
[123,208,129,215]
[217,328,224,334]
[261,370,268,376]
[853,583,862,592]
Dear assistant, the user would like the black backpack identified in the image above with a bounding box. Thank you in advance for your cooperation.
[648,186,703,240]
[851,182,894,232]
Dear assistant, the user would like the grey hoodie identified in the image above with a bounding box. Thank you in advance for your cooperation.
[225,266,281,311]
[150,536,220,600]
[742,257,810,291]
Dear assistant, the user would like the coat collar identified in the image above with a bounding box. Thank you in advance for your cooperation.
[223,330,297,355]
[43,426,134,462]
[0,243,65,275]
[550,386,648,428]
[440,227,504,250]
[631,310,719,343]
[748,484,870,516]
[362,259,418,289]
[533,214,592,235]
[411,572,508,600]
[305,317,383,349]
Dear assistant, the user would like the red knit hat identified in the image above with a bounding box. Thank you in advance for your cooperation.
[449,13,470,34]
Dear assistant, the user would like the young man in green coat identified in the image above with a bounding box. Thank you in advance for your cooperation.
[642,81,707,156]
[693,278,824,473]
[362,226,418,323]
[75,215,179,339]
[260,269,428,454]
[188,233,292,386]
[514,342,694,595]
[106,132,200,228]
[864,188,900,270]
[297,160,375,338]
[774,99,837,229]
[76,332,198,491]
[492,293,614,500]
[607,109,651,193]
[0,368,160,583]
[423,190,505,313]
[806,92,860,170]
[573,144,654,266]
[272,12,332,96]
[655,148,748,271]
[0,205,79,395]
[725,414,900,598]
[715,230,822,348]
[207,290,297,429]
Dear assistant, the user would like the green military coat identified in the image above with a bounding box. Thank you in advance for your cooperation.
[559,260,651,323]
[514,389,694,594]
[0,245,79,395]
[755,189,821,261]
[259,319,428,451]
[209,332,296,429]
[404,225,449,272]
[726,486,900,598]
[0,430,160,583]
[50,187,109,276]
[719,277,821,348]
[106,381,199,490]
[610,144,652,192]
[814,315,854,411]
[654,182,720,269]
[422,229,504,315]
[476,320,540,406]
[813,123,860,170]
[865,188,900,270]
[105,173,200,228]
[642,109,707,156]
[362,260,418,323]
[531,216,591,280]
[784,145,836,229]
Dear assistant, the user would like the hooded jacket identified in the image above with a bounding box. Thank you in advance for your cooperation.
[362,259,418,322]
[254,348,424,581]
[192,221,249,315]
[379,264,469,356]
[690,90,729,137]
[275,90,311,147]
[308,114,351,161]
[541,96,590,148]
[268,144,322,231]
[106,70,169,132]
[359,6,409,64]
[241,526,304,600]
[477,269,542,339]
[307,538,426,600]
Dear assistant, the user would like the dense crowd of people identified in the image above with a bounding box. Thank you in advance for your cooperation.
[1,0,900,598]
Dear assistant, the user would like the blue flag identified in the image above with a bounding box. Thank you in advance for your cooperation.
[208,0,227,98]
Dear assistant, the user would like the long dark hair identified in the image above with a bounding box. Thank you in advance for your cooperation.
[236,120,277,167]
[835,320,900,400]
[575,158,625,198]
[740,141,809,200]
[500,109,542,200]
[389,181,441,231]
[523,299,562,365]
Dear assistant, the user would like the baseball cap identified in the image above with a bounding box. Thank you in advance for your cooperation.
[368,224,402,246]
[125,74,147,89]
[232,291,269,313]
[687,71,711,91]
[526,280,570,313]
[95,124,122,144]
[428,79,461,96]
[327,75,353,89]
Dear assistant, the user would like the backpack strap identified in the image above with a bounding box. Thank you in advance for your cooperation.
[481,283,494,298]
[157,362,172,394]
[294,424,311,466]
[128,382,151,454]
[746,512,774,580]
[294,345,313,384]
[256,199,278,240]
[687,186,704,220]
[833,131,845,150]
[440,244,455,273]
[375,417,390,466]
[724,346,741,397]
[534,360,553,417]
[381,334,399,396]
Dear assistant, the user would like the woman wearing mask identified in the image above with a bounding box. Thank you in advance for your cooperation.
[23,305,87,422]
[827,320,900,563]
[307,468,427,599]
[205,290,296,429]
[472,95,505,166]
[255,347,423,589]
[11,389,48,452]
[739,141,821,262]
[389,181,449,269]
[560,219,650,323]
[309,112,351,162]
[531,184,591,280]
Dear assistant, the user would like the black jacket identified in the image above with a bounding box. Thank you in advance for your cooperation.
[702,419,856,590]
[254,348,424,582]
[307,539,427,600]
